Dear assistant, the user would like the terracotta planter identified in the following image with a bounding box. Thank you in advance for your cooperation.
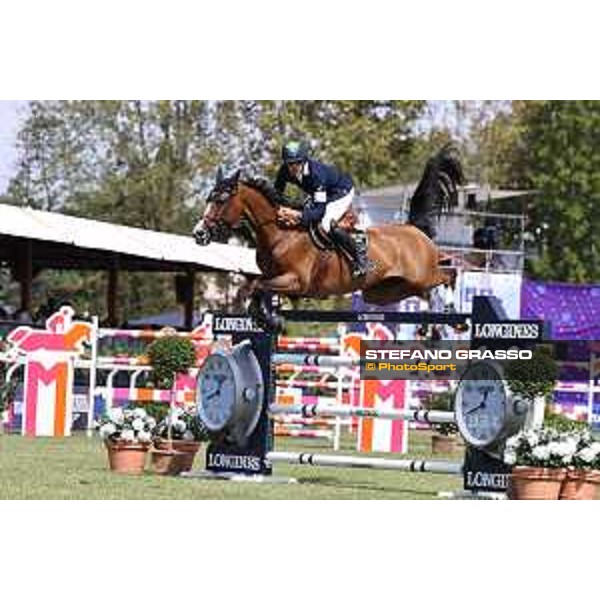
[153,439,201,473]
[150,449,189,475]
[431,434,457,455]
[559,469,600,500]
[509,466,566,500]
[105,440,149,475]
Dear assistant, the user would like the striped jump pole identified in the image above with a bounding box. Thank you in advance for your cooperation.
[273,429,334,440]
[269,403,455,425]
[274,353,360,368]
[273,416,340,427]
[276,343,341,353]
[275,364,340,374]
[278,336,340,346]
[267,452,462,475]
[276,380,359,391]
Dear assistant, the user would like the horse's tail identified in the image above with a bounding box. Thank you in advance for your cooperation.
[407,144,465,238]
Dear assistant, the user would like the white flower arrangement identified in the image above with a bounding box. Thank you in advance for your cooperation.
[505,426,599,470]
[572,439,600,470]
[155,406,208,442]
[95,407,156,444]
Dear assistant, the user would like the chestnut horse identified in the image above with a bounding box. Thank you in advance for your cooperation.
[194,145,464,315]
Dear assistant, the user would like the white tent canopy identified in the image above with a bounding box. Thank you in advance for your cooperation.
[0,203,259,274]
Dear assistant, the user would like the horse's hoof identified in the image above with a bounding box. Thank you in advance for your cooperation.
[263,313,285,334]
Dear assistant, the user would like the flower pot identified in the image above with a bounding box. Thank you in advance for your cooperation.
[153,439,201,472]
[105,441,149,475]
[150,449,189,475]
[559,469,600,500]
[509,466,566,500]
[431,434,456,455]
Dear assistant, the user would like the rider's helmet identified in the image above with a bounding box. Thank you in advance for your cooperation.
[282,140,309,164]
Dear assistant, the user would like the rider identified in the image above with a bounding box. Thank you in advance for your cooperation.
[274,141,368,279]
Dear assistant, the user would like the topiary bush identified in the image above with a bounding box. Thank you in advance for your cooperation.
[126,400,170,424]
[505,346,558,402]
[543,409,589,433]
[147,336,196,389]
[426,390,459,436]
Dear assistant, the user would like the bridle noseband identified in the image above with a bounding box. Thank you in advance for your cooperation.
[204,181,280,236]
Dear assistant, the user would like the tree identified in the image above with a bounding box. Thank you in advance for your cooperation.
[511,101,600,282]
[211,100,426,189]
[457,101,600,283]
[5,101,218,320]
[4,100,430,320]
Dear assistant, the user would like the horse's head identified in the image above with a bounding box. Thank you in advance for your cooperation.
[193,168,244,245]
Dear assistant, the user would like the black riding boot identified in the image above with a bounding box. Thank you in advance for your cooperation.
[330,224,369,279]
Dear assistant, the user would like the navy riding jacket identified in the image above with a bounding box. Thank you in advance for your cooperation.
[274,158,354,228]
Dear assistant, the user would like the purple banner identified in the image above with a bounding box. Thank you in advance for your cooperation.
[521,280,600,340]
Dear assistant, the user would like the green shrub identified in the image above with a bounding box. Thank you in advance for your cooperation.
[505,346,558,402]
[543,409,588,433]
[426,390,458,436]
[147,336,196,389]
[126,401,170,424]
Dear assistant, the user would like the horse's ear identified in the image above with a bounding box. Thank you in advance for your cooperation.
[216,167,224,184]
[232,169,241,183]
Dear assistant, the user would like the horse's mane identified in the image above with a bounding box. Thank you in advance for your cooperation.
[243,177,297,208]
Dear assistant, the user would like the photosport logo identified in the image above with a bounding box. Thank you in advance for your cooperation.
[359,340,536,381]
[359,337,599,383]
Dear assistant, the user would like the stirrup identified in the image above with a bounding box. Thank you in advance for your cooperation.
[351,261,368,279]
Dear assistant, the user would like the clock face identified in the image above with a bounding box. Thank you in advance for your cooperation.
[456,362,507,447]
[197,353,237,431]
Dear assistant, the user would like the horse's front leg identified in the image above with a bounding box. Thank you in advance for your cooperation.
[255,272,302,295]
[240,273,303,303]
[249,273,302,332]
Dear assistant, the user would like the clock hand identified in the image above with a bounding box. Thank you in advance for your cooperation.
[466,401,485,416]
[465,386,494,416]
[204,373,227,399]
[205,388,221,401]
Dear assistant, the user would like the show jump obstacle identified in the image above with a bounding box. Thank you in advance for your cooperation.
[195,296,542,494]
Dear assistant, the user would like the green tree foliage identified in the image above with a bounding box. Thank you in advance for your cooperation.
[457,101,523,188]
[4,100,428,320]
[7,99,598,310]
[494,101,600,283]
[6,101,219,320]
[464,101,600,283]
[8,101,214,231]
[212,100,425,189]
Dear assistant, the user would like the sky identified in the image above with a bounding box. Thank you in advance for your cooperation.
[0,100,26,194]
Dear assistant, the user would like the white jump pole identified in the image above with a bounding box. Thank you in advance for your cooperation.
[269,404,455,424]
[267,451,462,475]
[274,354,360,367]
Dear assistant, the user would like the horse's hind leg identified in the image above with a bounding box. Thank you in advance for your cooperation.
[362,277,422,305]
[428,267,453,289]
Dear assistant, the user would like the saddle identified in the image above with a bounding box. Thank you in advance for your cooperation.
[276,206,371,274]
[276,206,359,251]
[309,208,359,251]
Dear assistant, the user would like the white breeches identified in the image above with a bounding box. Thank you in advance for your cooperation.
[320,189,355,233]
